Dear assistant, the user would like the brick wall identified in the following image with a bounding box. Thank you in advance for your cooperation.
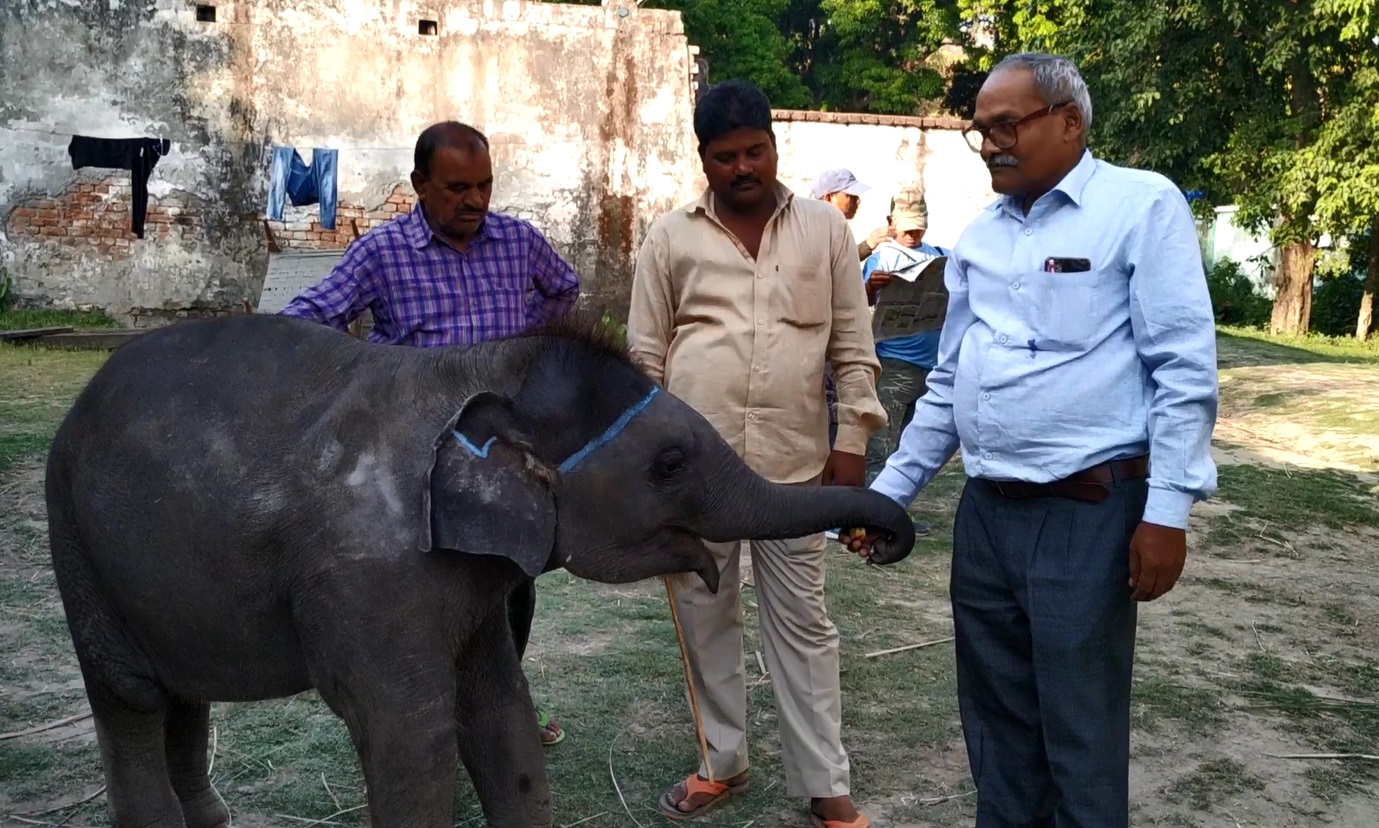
[5,178,203,254]
[772,109,971,130]
[263,184,417,251]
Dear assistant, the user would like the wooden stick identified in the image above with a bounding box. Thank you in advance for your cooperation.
[864,636,955,659]
[14,786,105,817]
[0,712,92,741]
[663,576,714,785]
[1267,752,1379,761]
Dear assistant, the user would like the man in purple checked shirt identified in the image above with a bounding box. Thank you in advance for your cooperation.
[279,120,580,748]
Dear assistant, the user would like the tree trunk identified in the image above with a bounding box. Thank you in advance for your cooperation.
[1358,216,1377,341]
[1268,48,1321,337]
[1270,239,1317,335]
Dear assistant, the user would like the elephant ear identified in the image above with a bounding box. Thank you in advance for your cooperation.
[418,391,559,579]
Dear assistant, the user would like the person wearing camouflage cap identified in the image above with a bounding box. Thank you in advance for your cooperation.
[857,188,950,539]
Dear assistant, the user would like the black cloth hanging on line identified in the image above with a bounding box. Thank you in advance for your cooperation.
[67,137,172,239]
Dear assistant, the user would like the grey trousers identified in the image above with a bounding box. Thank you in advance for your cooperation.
[952,474,1148,828]
[864,357,930,485]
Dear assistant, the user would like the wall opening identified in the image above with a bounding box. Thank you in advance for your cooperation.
[418,19,438,36]
[195,5,217,22]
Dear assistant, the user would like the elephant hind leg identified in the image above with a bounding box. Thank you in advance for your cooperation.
[82,672,188,828]
[53,541,187,826]
[165,699,231,828]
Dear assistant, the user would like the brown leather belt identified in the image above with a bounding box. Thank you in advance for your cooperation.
[983,455,1150,504]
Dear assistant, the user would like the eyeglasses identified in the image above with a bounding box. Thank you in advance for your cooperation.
[962,101,1071,153]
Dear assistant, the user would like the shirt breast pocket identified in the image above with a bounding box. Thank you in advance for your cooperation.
[1023,267,1107,350]
[774,263,831,328]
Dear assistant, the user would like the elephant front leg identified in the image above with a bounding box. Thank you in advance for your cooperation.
[296,590,461,827]
[455,609,553,828]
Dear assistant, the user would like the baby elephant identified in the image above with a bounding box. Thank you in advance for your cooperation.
[44,313,915,828]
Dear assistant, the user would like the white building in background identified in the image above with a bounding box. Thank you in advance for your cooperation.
[1201,205,1278,295]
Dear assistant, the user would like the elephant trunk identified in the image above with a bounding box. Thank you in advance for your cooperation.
[692,454,918,565]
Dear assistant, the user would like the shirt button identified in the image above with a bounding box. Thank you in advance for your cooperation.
[983,451,993,459]
[982,392,991,401]
[999,334,1009,344]
[1011,281,1021,290]
[1024,228,1033,236]
[752,365,761,373]
[757,319,765,326]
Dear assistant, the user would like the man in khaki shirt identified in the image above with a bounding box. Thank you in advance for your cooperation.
[628,79,886,828]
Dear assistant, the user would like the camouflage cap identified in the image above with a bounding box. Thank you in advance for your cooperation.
[889,187,928,232]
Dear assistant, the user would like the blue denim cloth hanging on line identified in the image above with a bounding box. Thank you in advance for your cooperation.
[265,145,339,230]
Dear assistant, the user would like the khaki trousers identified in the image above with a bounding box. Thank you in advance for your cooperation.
[669,482,850,799]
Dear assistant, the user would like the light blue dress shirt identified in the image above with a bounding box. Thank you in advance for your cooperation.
[870,149,1219,530]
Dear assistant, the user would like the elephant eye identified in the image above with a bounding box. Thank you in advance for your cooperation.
[650,450,687,484]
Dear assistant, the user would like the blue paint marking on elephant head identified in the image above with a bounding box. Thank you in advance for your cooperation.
[449,386,661,474]
[556,385,660,473]
[453,433,497,458]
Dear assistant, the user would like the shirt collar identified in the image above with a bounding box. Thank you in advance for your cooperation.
[991,147,1097,218]
[688,180,797,220]
[405,204,507,250]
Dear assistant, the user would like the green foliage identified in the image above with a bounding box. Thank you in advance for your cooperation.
[549,0,965,114]
[0,268,11,313]
[674,0,814,108]
[1206,258,1271,328]
[802,0,958,113]
[598,310,628,347]
[1311,225,1375,336]
[966,0,1379,334]
[1312,275,1368,338]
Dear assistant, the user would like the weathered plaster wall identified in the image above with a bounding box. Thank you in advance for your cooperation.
[0,0,696,322]
[771,111,993,251]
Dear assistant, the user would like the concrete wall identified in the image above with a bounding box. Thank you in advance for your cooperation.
[770,110,994,252]
[0,0,696,323]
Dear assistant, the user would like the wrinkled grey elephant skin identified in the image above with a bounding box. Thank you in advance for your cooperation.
[44,314,916,828]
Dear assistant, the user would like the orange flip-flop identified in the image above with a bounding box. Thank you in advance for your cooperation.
[811,812,872,828]
[656,773,750,821]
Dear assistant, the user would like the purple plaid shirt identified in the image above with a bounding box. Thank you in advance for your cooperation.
[279,206,581,347]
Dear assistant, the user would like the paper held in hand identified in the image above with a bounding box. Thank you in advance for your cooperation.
[871,255,950,342]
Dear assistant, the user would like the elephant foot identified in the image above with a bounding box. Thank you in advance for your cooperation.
[179,786,231,828]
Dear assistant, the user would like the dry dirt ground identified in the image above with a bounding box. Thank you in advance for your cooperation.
[2,331,1378,828]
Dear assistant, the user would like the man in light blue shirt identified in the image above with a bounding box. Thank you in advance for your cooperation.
[846,53,1218,827]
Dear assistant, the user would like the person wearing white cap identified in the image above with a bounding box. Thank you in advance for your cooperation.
[812,168,892,453]
[810,168,892,260]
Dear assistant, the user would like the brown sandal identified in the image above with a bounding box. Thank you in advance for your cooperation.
[656,772,750,820]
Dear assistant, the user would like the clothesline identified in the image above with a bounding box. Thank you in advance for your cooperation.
[2,123,418,152]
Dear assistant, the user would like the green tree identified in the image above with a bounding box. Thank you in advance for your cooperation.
[788,0,960,113]
[548,0,811,107]
[963,0,1379,335]
[550,0,966,114]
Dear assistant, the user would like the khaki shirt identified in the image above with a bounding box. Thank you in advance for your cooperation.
[628,183,886,484]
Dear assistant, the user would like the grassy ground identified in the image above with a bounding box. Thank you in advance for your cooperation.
[2,330,1378,827]
[0,308,121,333]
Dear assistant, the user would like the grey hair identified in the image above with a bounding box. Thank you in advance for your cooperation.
[992,52,1093,132]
